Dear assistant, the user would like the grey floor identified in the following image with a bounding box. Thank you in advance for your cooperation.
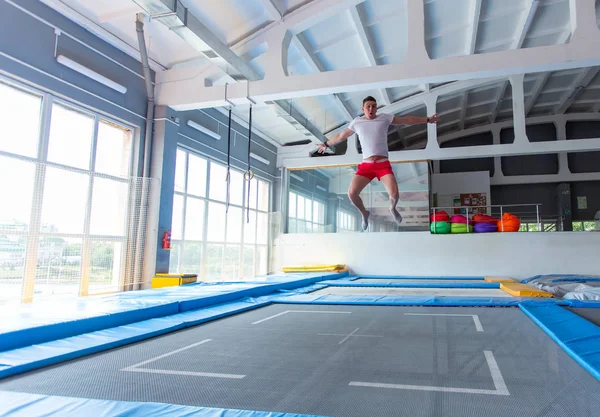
[0,304,598,417]
[311,286,512,297]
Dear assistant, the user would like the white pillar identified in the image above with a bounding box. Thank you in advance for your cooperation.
[555,117,571,175]
[425,95,440,150]
[510,74,528,144]
[491,126,503,179]
[406,0,431,62]
[570,0,600,43]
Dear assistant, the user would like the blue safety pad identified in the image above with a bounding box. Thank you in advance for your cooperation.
[0,272,345,353]
[320,280,500,289]
[354,275,484,280]
[0,298,271,380]
[519,302,600,382]
[0,391,325,417]
[272,293,551,307]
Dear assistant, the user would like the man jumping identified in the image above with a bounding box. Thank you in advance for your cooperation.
[318,96,439,231]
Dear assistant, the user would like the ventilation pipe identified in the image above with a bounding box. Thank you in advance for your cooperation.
[136,13,154,177]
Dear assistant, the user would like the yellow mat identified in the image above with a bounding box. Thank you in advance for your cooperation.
[484,276,516,283]
[500,283,552,298]
[282,264,346,273]
[152,274,198,288]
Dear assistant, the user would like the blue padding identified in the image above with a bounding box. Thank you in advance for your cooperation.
[0,300,179,353]
[320,281,499,289]
[355,275,484,280]
[0,391,324,417]
[0,272,345,353]
[519,303,600,382]
[273,294,546,307]
[0,299,270,380]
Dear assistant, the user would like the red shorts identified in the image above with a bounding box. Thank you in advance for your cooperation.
[356,160,394,181]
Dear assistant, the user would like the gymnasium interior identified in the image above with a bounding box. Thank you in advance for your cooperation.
[1,0,600,416]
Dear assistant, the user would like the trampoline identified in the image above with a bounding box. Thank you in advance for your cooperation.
[1,303,600,417]
[1,273,599,417]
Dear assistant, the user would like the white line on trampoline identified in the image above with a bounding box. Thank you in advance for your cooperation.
[318,328,383,345]
[120,339,245,379]
[252,310,351,325]
[350,350,509,396]
[404,313,483,332]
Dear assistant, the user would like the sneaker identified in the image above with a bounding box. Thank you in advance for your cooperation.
[361,211,370,231]
[390,208,403,225]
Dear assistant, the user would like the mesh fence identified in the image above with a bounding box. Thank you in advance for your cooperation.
[0,158,159,303]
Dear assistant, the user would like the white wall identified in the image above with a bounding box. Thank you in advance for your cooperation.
[277,232,600,278]
[432,172,490,213]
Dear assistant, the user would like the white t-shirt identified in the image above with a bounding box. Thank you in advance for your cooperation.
[347,113,394,159]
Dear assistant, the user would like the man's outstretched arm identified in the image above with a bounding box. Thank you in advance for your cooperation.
[392,114,440,125]
[317,128,354,153]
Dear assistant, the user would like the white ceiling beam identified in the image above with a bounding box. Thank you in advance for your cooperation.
[158,38,600,109]
[281,136,600,169]
[348,6,392,106]
[258,0,282,20]
[466,0,483,55]
[555,67,600,113]
[490,0,540,122]
[291,36,354,121]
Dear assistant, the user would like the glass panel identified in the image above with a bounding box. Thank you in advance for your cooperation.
[34,237,82,299]
[90,178,128,236]
[226,206,243,243]
[257,212,269,244]
[0,83,41,158]
[313,201,320,224]
[242,246,255,278]
[256,245,268,276]
[305,198,312,222]
[0,234,26,302]
[181,242,202,274]
[289,218,297,233]
[0,156,35,233]
[288,192,296,218]
[95,121,131,177]
[89,241,122,294]
[319,203,325,225]
[171,194,184,240]
[244,210,257,244]
[184,197,204,241]
[584,221,595,231]
[47,104,94,169]
[174,149,187,193]
[41,167,88,234]
[207,202,226,242]
[204,243,223,281]
[187,153,207,197]
[247,177,258,210]
[168,241,181,274]
[222,245,240,281]
[258,180,270,212]
[298,196,305,219]
[209,162,227,202]
[230,170,244,207]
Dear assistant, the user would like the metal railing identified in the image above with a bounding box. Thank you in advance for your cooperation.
[430,203,543,232]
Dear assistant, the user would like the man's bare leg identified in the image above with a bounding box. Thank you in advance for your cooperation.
[380,174,402,225]
[348,174,372,230]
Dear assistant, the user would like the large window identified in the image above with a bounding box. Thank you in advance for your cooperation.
[0,80,135,303]
[337,209,357,233]
[169,148,271,281]
[288,191,326,233]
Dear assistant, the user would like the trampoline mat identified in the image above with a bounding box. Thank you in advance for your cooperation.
[1,304,599,417]
[354,279,484,284]
[311,286,512,297]
[567,307,600,327]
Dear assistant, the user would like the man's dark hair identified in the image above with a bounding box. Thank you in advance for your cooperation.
[362,96,377,105]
